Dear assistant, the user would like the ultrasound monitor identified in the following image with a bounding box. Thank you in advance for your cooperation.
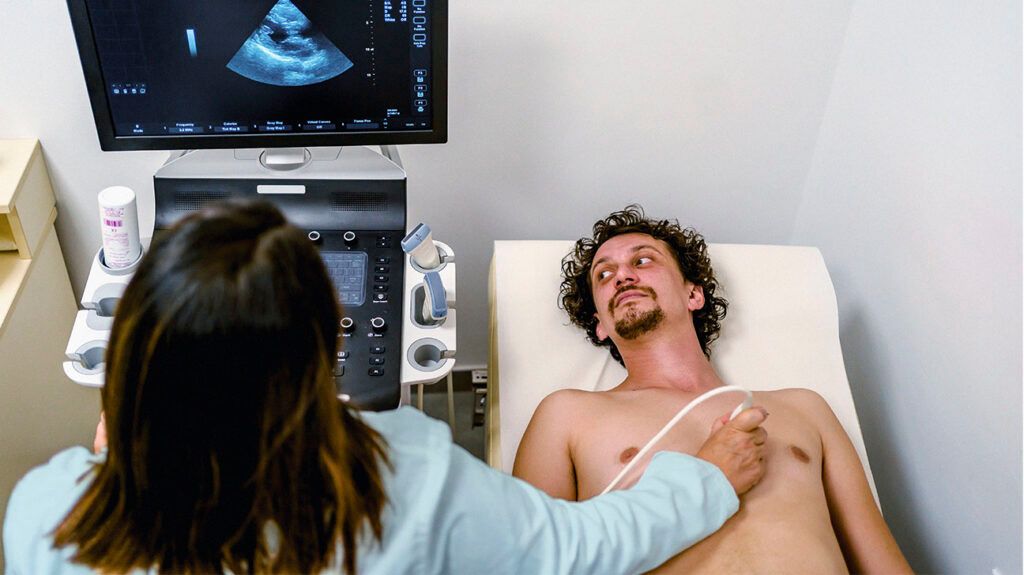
[64,1,445,410]
[66,0,447,151]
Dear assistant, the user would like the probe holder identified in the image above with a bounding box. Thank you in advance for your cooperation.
[401,240,456,386]
[64,244,145,387]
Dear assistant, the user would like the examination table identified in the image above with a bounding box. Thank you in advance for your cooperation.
[486,241,879,504]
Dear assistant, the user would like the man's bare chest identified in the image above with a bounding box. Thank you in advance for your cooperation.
[569,391,824,500]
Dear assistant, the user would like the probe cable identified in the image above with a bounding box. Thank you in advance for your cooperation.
[600,385,754,495]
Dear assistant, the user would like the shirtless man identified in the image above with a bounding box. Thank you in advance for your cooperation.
[513,205,912,574]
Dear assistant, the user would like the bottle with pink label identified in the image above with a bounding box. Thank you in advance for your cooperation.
[97,186,141,269]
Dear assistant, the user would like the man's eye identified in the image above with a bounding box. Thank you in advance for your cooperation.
[636,257,652,265]
[597,270,613,280]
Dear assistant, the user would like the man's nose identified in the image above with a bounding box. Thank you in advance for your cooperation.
[614,267,638,286]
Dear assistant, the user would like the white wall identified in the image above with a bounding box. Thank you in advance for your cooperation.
[407,0,853,364]
[790,1,1022,572]
[0,0,854,367]
[0,0,1020,572]
[0,0,168,298]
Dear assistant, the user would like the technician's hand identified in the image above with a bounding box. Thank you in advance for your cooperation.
[93,411,107,454]
[695,407,768,496]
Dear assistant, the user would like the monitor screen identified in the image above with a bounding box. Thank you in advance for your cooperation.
[66,0,447,151]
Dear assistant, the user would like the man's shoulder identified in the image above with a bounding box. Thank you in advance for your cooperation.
[535,387,610,417]
[523,388,608,439]
[756,387,838,426]
[756,387,829,406]
[541,386,599,404]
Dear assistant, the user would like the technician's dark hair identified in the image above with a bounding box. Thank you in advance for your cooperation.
[560,204,728,366]
[54,201,390,575]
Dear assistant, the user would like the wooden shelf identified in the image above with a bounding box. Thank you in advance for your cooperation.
[0,207,56,337]
[0,140,56,260]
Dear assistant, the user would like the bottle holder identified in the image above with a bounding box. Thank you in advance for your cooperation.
[80,246,143,316]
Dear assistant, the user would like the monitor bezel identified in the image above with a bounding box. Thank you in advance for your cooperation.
[65,0,448,151]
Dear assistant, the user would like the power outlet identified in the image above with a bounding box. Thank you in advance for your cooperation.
[471,369,488,428]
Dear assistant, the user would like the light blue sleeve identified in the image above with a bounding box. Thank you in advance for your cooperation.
[3,447,103,575]
[426,442,739,574]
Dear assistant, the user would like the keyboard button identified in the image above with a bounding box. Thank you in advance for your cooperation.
[370,346,385,354]
[368,368,384,377]
[334,365,345,376]
[369,357,385,365]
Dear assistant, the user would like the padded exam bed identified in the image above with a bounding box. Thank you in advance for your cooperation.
[487,241,879,503]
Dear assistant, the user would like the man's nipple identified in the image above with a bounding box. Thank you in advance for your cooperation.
[619,447,639,464]
[789,445,811,463]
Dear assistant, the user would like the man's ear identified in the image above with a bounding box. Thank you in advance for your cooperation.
[687,284,706,312]
[595,313,609,341]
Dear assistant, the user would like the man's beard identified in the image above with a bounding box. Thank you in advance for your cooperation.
[614,306,665,340]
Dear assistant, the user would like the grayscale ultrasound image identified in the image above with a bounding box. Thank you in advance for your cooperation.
[226,0,353,86]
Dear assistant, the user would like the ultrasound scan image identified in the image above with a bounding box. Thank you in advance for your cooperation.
[226,0,353,86]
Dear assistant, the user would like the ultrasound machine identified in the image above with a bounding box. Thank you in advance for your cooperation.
[61,0,452,410]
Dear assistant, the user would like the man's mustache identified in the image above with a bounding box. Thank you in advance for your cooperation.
[610,285,657,312]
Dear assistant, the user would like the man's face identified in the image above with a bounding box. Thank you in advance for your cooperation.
[589,233,704,343]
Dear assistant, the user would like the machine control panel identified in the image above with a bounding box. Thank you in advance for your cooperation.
[151,156,409,410]
[314,229,404,409]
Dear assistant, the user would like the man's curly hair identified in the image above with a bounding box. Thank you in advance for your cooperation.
[560,204,728,366]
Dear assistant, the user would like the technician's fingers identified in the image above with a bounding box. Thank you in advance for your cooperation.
[697,408,770,495]
[709,413,730,434]
[727,406,768,432]
[752,427,768,446]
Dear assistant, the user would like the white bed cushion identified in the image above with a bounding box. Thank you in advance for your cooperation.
[488,240,878,501]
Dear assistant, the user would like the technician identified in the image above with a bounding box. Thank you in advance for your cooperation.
[3,201,768,574]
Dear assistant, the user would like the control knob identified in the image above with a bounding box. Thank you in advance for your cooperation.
[340,317,355,333]
[343,231,357,246]
[370,317,386,332]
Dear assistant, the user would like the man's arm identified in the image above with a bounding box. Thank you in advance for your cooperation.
[800,390,913,573]
[512,389,580,500]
